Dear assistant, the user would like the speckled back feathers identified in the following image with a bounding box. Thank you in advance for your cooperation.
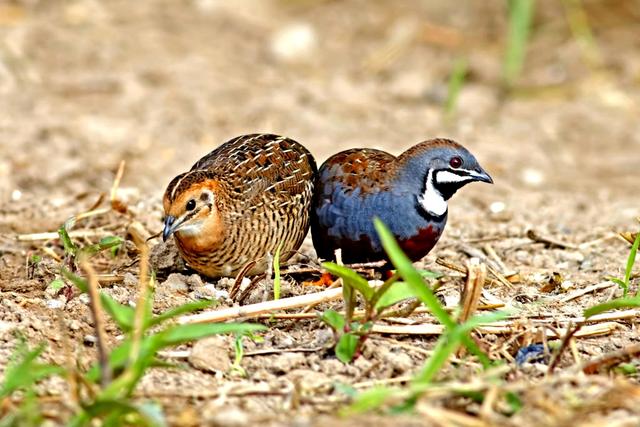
[163,134,317,277]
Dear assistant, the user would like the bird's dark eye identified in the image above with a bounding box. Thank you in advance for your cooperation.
[449,156,463,168]
[185,199,196,211]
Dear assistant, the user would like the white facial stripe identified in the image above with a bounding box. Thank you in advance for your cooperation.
[436,170,473,184]
[419,170,447,217]
[175,222,203,236]
[170,172,192,201]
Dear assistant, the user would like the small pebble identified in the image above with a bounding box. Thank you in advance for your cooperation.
[314,328,334,348]
[46,299,65,309]
[83,335,97,346]
[163,273,190,292]
[269,353,306,374]
[489,201,506,213]
[202,284,229,300]
[521,168,545,186]
[270,22,317,62]
[382,351,413,374]
[189,336,231,373]
[204,406,249,427]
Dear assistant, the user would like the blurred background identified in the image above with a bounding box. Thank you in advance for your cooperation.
[0,0,638,232]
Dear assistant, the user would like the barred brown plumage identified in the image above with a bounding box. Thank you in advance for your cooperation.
[162,134,317,278]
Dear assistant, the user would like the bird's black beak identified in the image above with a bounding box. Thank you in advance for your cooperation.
[163,215,177,242]
[470,167,493,184]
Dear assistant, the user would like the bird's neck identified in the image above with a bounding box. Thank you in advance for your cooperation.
[175,211,225,256]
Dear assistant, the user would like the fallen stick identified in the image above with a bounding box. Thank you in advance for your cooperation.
[436,258,502,287]
[526,229,578,250]
[178,287,344,324]
[17,230,109,242]
[559,281,616,303]
[372,321,619,337]
[581,343,640,374]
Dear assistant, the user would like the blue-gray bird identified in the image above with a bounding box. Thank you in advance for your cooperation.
[311,139,493,264]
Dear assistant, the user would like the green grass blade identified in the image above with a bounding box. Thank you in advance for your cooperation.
[343,386,401,415]
[444,56,468,117]
[503,0,535,86]
[61,267,88,292]
[413,311,508,385]
[374,281,415,311]
[335,333,359,363]
[75,399,164,427]
[85,340,132,383]
[80,236,124,258]
[273,243,282,300]
[374,218,492,367]
[323,262,375,300]
[372,219,452,327]
[156,323,266,348]
[58,220,77,256]
[0,341,64,398]
[413,334,459,385]
[62,268,135,332]
[584,296,640,319]
[320,309,346,331]
[101,294,135,333]
[148,300,213,328]
[626,231,640,297]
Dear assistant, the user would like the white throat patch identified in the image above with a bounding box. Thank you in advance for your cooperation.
[436,170,472,184]
[418,170,447,217]
[176,222,203,237]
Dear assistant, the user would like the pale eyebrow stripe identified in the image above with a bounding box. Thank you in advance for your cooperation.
[170,171,193,201]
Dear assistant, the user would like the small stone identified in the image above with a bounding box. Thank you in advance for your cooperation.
[288,369,331,391]
[314,328,333,348]
[353,355,373,372]
[45,299,64,309]
[275,333,295,348]
[163,273,189,293]
[560,280,574,291]
[185,274,205,288]
[68,319,81,331]
[204,405,249,427]
[123,272,137,287]
[270,22,317,62]
[558,251,585,263]
[382,350,414,374]
[489,201,506,214]
[269,352,306,374]
[521,168,545,187]
[149,240,186,275]
[443,294,459,307]
[202,284,229,300]
[0,321,16,334]
[189,336,231,373]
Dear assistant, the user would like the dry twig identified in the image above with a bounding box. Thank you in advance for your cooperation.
[178,287,345,324]
[80,260,112,387]
[580,343,640,374]
[526,229,578,250]
[559,281,616,303]
[459,260,486,324]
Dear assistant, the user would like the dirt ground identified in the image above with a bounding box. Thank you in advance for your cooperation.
[1,0,640,426]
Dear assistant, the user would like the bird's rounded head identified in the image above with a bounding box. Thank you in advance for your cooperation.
[162,171,225,251]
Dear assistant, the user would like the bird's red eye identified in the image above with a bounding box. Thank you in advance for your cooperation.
[449,156,463,168]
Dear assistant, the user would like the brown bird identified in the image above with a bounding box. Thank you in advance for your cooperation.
[162,134,317,278]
